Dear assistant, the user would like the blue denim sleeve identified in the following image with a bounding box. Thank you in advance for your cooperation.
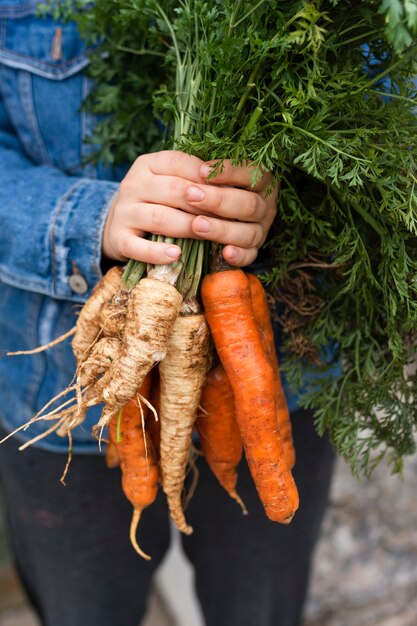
[0,109,119,303]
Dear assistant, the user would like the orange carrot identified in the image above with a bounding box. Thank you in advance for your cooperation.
[247,273,295,469]
[105,437,120,469]
[108,377,158,560]
[136,370,153,414]
[197,363,246,512]
[105,371,153,469]
[201,269,299,524]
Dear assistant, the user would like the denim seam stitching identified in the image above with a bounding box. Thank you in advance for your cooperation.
[18,69,50,163]
[0,50,89,76]
[0,48,85,67]
[1,18,5,47]
[81,74,95,179]
[0,271,85,303]
[0,267,48,291]
[0,64,34,162]
[50,178,86,296]
[0,3,38,18]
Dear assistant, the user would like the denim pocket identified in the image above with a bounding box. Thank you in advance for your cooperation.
[0,9,94,174]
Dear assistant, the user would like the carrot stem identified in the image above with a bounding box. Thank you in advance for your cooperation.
[116,407,123,443]
[188,241,205,302]
[149,237,184,286]
[122,261,146,291]
[178,239,199,299]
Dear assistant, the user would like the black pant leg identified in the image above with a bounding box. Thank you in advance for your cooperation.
[181,408,335,626]
[0,430,171,626]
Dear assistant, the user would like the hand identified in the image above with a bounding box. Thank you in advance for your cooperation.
[102,150,278,267]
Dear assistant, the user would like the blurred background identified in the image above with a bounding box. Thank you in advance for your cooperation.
[1,448,416,626]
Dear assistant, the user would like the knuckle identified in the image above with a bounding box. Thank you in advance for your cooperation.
[212,220,226,243]
[148,241,167,265]
[171,150,199,173]
[136,239,160,265]
[144,240,157,263]
[130,155,148,179]
[217,160,230,179]
[247,224,263,248]
[168,177,185,198]
[133,153,149,169]
[119,176,133,197]
[212,188,224,214]
[205,160,223,180]
[150,206,165,232]
[262,171,273,188]
[172,150,189,166]
[119,234,135,259]
[246,193,261,219]
[257,224,266,246]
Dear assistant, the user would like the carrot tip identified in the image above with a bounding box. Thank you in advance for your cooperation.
[174,517,193,535]
[229,490,248,515]
[130,509,152,561]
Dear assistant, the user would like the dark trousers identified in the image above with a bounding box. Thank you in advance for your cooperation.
[0,408,334,626]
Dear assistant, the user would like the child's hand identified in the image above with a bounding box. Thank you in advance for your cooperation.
[102,150,278,267]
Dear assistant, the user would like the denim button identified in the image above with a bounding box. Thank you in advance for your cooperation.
[68,273,88,295]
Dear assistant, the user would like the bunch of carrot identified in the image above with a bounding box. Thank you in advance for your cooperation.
[7,237,299,558]
[99,259,299,557]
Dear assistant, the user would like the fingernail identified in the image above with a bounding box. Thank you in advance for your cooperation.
[200,165,211,179]
[166,246,181,259]
[186,186,205,202]
[194,217,212,233]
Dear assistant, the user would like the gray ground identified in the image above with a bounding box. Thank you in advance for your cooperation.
[1,445,416,626]
[303,448,417,626]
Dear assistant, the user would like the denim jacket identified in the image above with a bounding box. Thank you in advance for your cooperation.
[0,1,299,453]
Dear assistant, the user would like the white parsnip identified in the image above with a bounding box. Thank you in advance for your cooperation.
[72,266,124,363]
[159,310,211,535]
[78,337,122,387]
[92,277,183,430]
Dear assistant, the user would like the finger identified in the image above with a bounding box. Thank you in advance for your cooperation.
[142,150,206,182]
[185,184,266,222]
[200,160,272,192]
[191,215,265,249]
[130,202,196,238]
[119,235,182,265]
[135,175,211,216]
[222,245,259,267]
